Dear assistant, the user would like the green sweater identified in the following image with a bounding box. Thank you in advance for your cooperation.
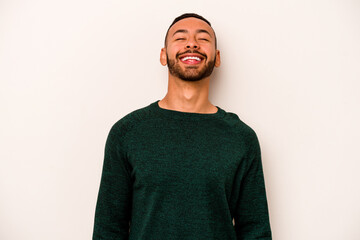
[93,100,272,240]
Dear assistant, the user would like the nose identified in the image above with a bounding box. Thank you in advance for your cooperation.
[186,36,199,49]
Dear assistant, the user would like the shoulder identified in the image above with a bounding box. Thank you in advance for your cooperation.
[222,110,261,157]
[108,102,154,137]
[222,110,258,138]
[223,111,258,143]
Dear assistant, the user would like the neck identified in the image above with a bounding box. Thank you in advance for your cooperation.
[158,74,217,114]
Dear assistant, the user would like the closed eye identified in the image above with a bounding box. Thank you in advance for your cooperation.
[175,38,186,40]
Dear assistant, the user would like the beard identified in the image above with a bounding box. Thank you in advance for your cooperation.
[166,51,216,82]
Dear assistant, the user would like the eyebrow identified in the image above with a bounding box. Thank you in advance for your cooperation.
[172,29,212,38]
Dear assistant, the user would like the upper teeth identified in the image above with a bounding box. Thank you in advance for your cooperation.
[182,56,201,61]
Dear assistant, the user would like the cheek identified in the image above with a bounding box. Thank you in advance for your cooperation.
[201,43,214,52]
[204,48,216,59]
[167,47,182,58]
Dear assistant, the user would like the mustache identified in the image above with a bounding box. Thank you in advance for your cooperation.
[176,50,207,59]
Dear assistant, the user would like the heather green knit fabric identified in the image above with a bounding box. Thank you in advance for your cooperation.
[93,100,272,240]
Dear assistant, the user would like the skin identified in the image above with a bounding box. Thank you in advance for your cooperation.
[159,17,221,114]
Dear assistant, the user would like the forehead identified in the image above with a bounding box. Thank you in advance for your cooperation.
[168,17,215,37]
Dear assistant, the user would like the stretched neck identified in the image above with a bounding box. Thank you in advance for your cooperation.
[158,74,217,113]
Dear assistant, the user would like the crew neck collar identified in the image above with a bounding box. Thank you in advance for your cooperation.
[150,100,226,120]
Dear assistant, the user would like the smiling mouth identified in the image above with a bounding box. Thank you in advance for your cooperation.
[179,55,204,65]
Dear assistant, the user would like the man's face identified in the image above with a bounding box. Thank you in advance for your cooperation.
[160,17,220,82]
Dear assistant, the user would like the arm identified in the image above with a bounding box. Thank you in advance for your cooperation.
[234,131,272,239]
[92,123,132,240]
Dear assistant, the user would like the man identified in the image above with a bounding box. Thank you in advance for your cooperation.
[92,13,272,239]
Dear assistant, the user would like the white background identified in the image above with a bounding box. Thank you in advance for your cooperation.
[1,0,359,239]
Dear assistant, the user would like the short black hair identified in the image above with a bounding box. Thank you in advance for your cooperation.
[164,13,217,49]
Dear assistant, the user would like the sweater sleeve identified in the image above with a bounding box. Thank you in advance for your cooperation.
[92,123,133,240]
[234,130,272,239]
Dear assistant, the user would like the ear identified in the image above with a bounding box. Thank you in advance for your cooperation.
[215,49,221,67]
[160,48,167,66]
